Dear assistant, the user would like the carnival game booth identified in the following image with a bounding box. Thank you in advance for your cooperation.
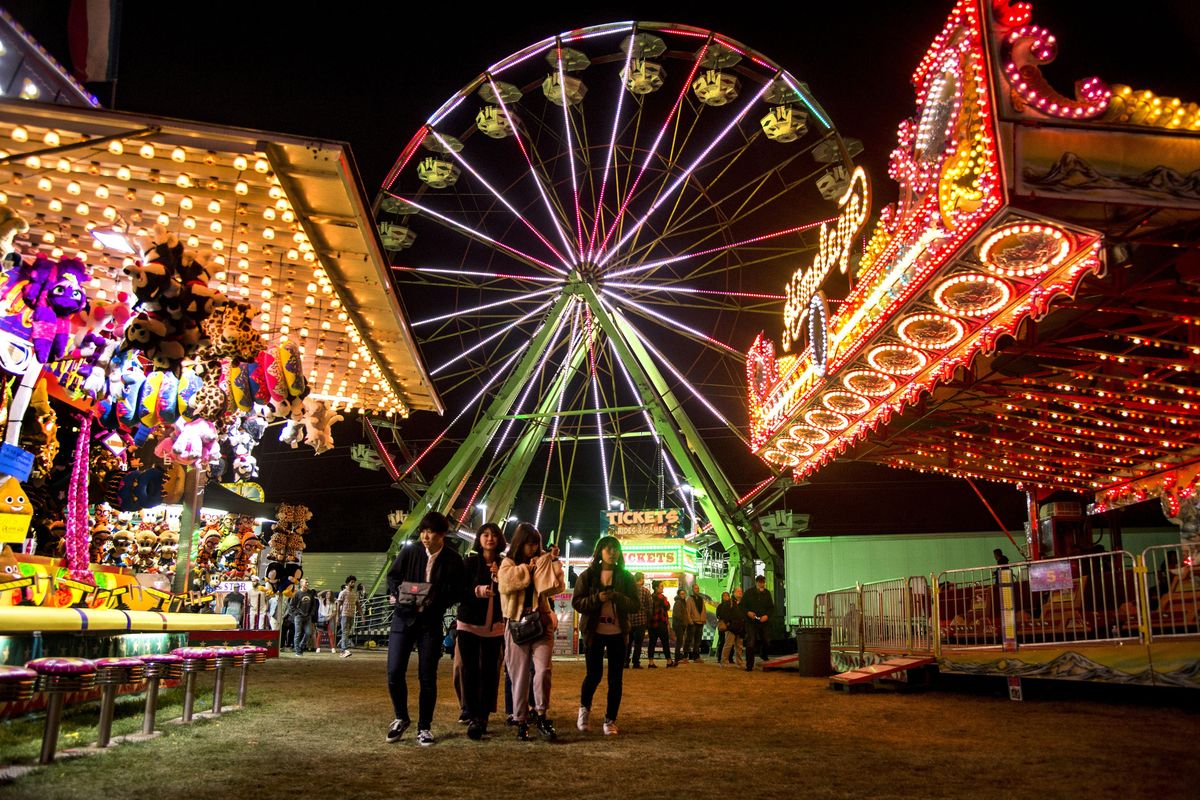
[747,0,1200,688]
[0,92,440,682]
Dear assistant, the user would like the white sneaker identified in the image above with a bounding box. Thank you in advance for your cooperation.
[340,650,353,658]
[577,706,590,732]
[603,720,619,736]
[314,647,321,653]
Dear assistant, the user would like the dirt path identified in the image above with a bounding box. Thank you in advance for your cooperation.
[4,651,1197,799]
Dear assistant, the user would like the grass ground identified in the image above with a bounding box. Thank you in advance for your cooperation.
[2,650,1197,799]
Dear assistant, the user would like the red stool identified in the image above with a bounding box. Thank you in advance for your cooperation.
[209,647,245,715]
[93,657,146,748]
[0,664,37,703]
[170,647,216,722]
[139,654,183,735]
[26,657,96,764]
[235,646,268,707]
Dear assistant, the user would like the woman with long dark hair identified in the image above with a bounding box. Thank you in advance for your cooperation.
[571,535,638,736]
[498,522,565,741]
[457,522,507,740]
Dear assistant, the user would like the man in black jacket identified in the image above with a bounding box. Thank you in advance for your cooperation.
[742,574,774,671]
[285,578,318,656]
[385,511,465,747]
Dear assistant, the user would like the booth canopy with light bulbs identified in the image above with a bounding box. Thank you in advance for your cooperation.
[0,97,441,419]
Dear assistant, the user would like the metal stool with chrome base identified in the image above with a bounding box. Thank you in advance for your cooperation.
[0,664,37,705]
[206,647,245,716]
[92,658,146,748]
[170,647,216,723]
[137,653,183,736]
[234,646,268,708]
[25,657,96,764]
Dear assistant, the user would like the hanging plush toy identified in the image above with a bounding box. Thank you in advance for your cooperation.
[300,397,343,455]
[12,255,91,362]
[134,530,159,573]
[155,529,179,578]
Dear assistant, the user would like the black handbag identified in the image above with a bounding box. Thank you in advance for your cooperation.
[509,584,545,644]
[396,580,432,610]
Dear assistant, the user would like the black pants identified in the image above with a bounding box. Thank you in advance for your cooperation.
[626,625,647,666]
[716,629,726,662]
[646,624,670,661]
[387,617,443,729]
[673,627,687,662]
[745,621,770,669]
[581,633,626,722]
[457,630,503,722]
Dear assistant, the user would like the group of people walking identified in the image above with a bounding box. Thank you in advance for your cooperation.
[282,575,359,658]
[384,511,776,746]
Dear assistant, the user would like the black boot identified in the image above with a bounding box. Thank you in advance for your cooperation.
[516,721,531,741]
[535,713,557,741]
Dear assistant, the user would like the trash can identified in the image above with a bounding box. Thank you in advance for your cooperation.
[795,626,832,677]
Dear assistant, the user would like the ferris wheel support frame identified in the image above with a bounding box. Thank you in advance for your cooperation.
[371,275,777,594]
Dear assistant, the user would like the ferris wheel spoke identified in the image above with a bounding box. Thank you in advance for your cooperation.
[554,42,587,261]
[429,130,573,269]
[391,265,563,291]
[595,37,714,261]
[584,30,637,261]
[611,334,682,489]
[607,218,835,280]
[598,71,780,269]
[411,285,560,328]
[606,301,750,447]
[601,290,744,361]
[429,297,556,376]
[484,79,579,263]
[585,308,611,507]
[603,281,784,302]
[399,328,545,481]
[384,192,567,276]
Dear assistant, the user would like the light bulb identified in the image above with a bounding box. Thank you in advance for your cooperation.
[95,184,110,199]
[48,198,62,212]
[175,173,191,188]
[268,186,283,200]
[102,206,117,221]
[36,176,52,191]
[66,181,81,196]
[139,143,155,159]
[179,195,193,210]
[25,155,41,169]
[186,235,199,247]
[233,155,248,171]
[262,207,276,221]
[253,158,269,173]
[151,192,165,206]
[207,199,221,214]
[234,181,248,196]
[182,216,196,230]
[116,166,132,181]
[76,202,89,215]
[55,157,71,173]
[157,212,171,226]
[237,258,249,269]
[107,140,123,155]
[262,227,275,240]
[10,126,28,142]
[236,241,249,254]
[210,220,222,233]
[170,147,187,163]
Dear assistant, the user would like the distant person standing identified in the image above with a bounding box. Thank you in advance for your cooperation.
[285,578,318,656]
[384,512,465,746]
[671,588,689,666]
[625,572,652,669]
[686,583,707,661]
[742,575,774,671]
[646,580,671,668]
[993,549,1010,566]
[337,576,359,657]
[714,591,731,664]
[719,587,746,667]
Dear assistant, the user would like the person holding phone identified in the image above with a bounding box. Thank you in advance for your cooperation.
[572,536,638,736]
[457,522,507,741]
[498,523,565,741]
[384,511,464,746]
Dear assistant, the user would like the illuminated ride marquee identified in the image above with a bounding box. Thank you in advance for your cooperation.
[747,0,1107,478]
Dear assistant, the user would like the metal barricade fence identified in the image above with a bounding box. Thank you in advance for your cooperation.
[936,550,1141,648]
[861,576,932,653]
[356,594,394,642]
[815,586,863,651]
[1142,543,1200,639]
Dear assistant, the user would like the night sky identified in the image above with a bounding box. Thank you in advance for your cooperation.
[5,0,1194,551]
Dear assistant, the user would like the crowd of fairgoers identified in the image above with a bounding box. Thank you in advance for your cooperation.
[280,512,775,746]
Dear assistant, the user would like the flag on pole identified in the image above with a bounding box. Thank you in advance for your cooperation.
[67,0,120,83]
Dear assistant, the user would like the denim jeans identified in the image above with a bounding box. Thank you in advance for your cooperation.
[387,615,444,729]
[646,624,671,661]
[293,616,312,655]
[626,625,647,666]
[338,616,354,651]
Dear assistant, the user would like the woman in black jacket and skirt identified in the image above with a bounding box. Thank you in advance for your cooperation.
[457,522,506,740]
[571,535,638,736]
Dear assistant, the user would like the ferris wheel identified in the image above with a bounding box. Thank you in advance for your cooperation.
[375,21,857,578]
